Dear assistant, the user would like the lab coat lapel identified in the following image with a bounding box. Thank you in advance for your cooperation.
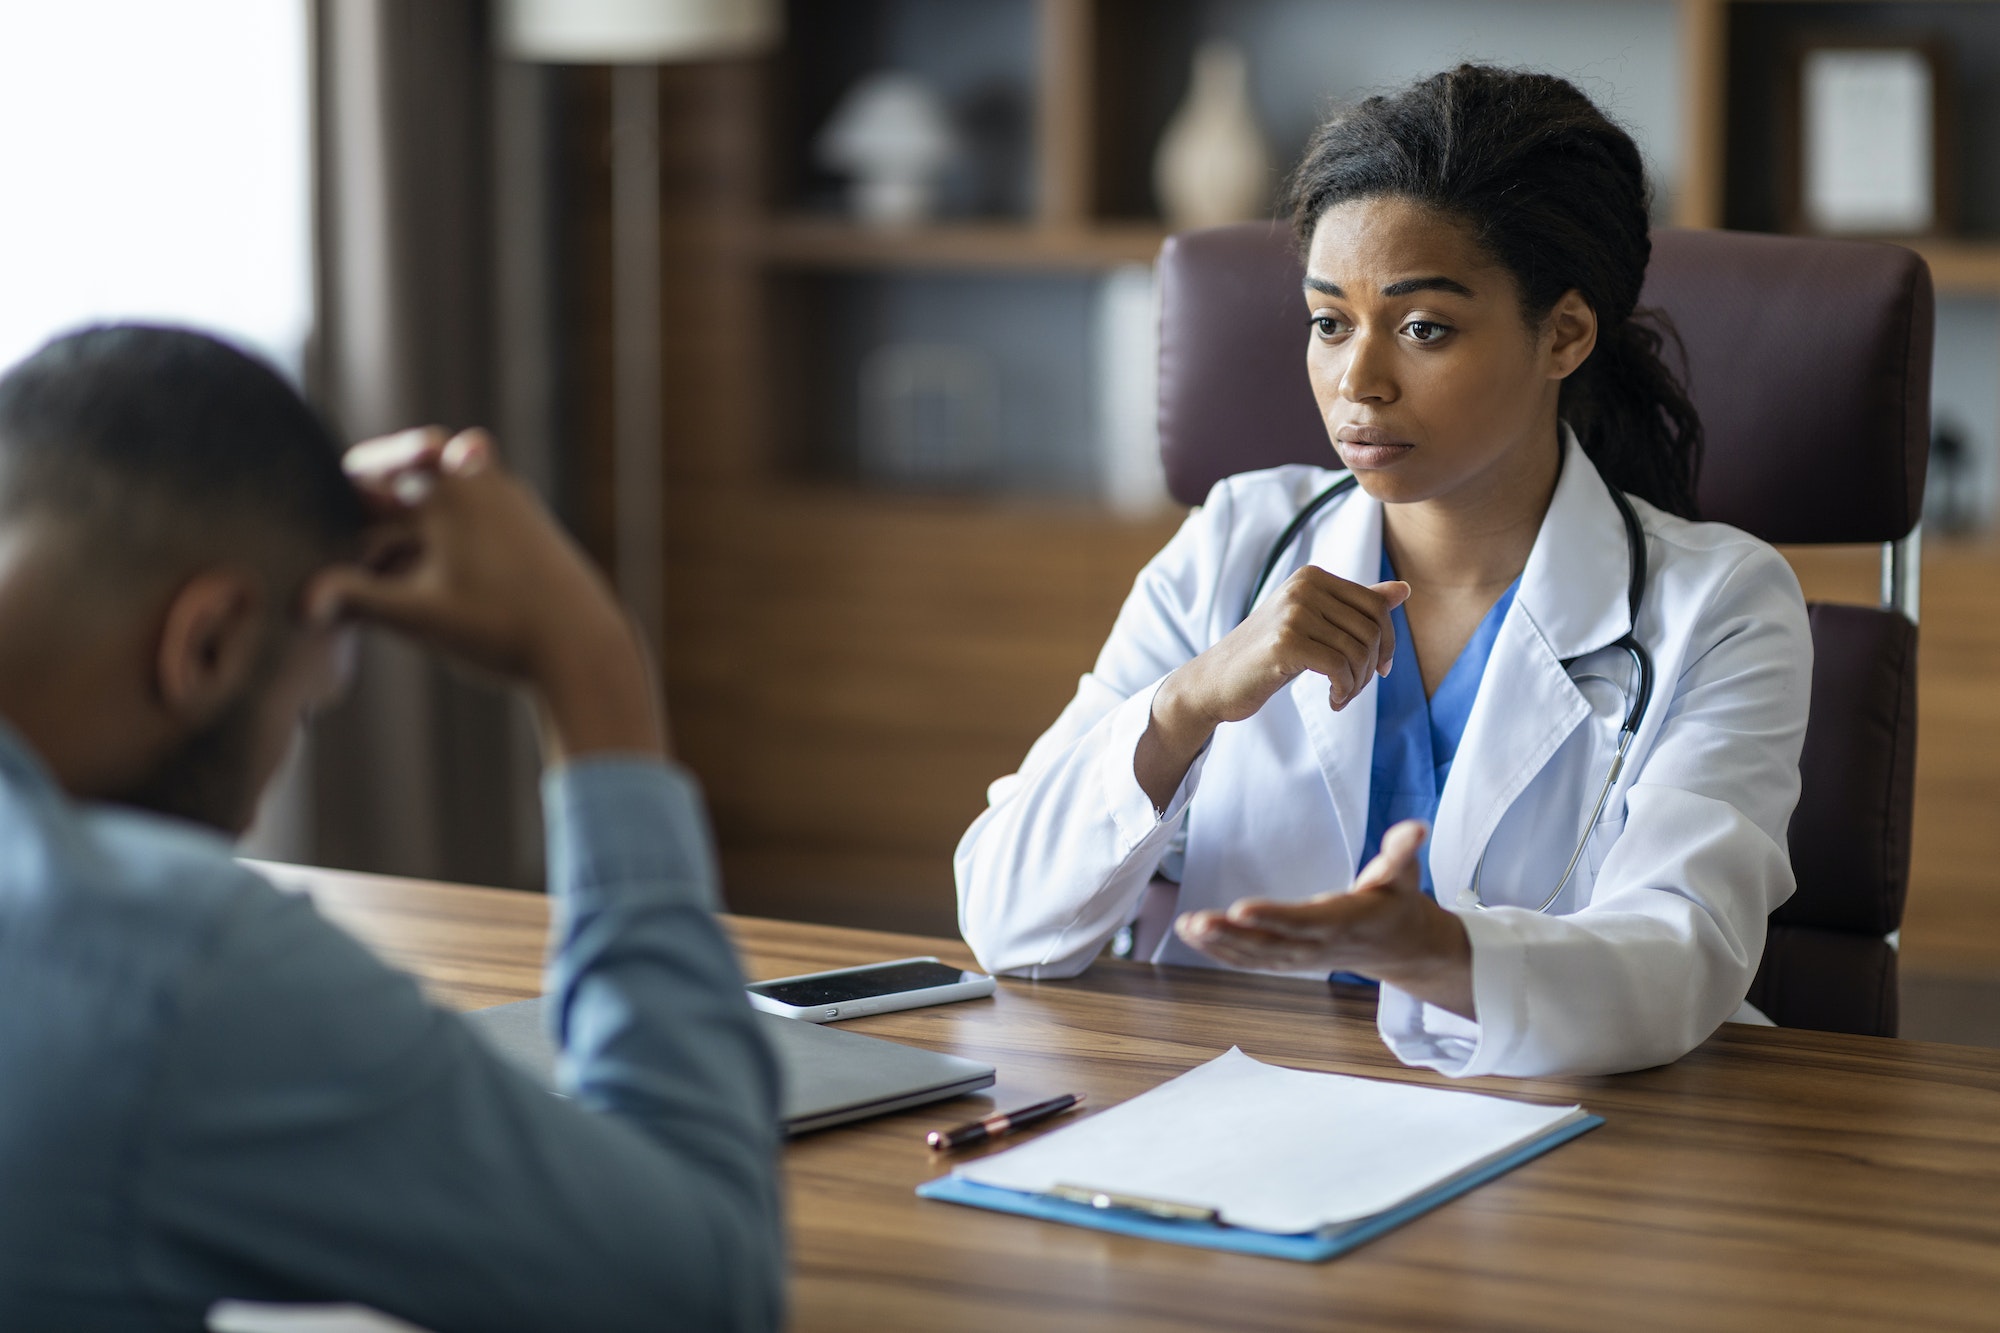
[1287,483,1381,874]
[1428,433,1636,898]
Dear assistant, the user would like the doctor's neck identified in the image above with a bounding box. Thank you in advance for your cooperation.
[1378,414,1563,596]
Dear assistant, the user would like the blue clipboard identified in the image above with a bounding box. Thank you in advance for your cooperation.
[916,1112,1603,1262]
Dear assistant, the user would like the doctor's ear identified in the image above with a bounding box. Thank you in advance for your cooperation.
[153,569,267,725]
[1542,290,1598,381]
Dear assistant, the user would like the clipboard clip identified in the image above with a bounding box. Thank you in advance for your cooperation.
[1047,1183,1220,1223]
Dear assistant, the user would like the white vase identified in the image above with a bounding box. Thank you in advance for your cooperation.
[1153,41,1272,231]
[816,71,960,228]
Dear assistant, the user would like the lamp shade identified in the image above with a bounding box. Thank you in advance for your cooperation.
[497,0,780,63]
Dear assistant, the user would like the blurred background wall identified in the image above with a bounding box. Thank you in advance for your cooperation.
[4,0,2000,1041]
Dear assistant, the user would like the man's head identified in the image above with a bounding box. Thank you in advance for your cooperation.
[0,325,368,832]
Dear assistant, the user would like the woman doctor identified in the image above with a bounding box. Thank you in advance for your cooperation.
[954,65,1811,1079]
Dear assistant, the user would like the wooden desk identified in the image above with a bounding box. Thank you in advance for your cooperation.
[265,862,2000,1332]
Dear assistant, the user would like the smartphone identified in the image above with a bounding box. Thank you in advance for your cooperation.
[746,956,997,1022]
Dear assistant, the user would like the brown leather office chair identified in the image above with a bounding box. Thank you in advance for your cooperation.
[1156,223,1932,1037]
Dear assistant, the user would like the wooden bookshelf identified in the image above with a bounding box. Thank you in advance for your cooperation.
[748,217,1167,272]
[554,0,2000,976]
[745,220,2000,293]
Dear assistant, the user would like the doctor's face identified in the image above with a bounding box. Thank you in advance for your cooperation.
[1301,194,1593,510]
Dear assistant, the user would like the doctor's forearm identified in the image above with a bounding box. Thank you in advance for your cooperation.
[1135,671,1218,812]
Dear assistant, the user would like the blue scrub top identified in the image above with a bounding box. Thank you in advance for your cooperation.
[1333,554,1517,987]
[1362,552,1520,896]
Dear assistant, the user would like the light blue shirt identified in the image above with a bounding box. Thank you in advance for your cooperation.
[0,723,783,1331]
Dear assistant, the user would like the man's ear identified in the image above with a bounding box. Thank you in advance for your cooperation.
[154,570,265,724]
[1545,290,1599,381]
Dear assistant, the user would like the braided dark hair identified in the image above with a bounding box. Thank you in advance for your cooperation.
[1286,64,1702,518]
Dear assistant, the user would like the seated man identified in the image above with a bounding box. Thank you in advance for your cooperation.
[0,326,782,1331]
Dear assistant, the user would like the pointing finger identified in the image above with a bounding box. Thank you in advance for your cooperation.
[1367,580,1408,676]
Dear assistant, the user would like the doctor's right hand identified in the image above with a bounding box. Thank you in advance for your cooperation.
[1136,567,1407,811]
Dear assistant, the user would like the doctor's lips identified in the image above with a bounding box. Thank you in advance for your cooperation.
[1333,423,1414,469]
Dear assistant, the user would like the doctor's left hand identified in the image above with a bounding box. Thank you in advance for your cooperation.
[1173,821,1475,1020]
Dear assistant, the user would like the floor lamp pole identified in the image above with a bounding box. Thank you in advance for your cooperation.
[610,63,665,659]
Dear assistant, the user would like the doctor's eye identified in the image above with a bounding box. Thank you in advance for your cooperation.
[1310,315,1350,339]
[1403,319,1453,344]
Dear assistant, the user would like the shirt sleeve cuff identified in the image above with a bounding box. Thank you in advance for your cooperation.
[542,757,720,914]
[1098,678,1210,849]
[1375,908,1528,1078]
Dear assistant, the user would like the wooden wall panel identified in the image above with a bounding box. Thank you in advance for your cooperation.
[665,487,1179,935]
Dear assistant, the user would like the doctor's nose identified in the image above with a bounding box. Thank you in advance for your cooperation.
[1338,333,1398,404]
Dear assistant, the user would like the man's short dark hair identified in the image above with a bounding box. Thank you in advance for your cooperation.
[0,325,367,595]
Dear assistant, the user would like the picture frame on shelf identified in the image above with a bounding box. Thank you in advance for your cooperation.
[1780,33,1955,239]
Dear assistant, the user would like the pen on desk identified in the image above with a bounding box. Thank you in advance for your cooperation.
[927,1092,1085,1151]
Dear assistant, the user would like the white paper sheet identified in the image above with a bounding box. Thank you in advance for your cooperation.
[207,1303,433,1333]
[956,1048,1586,1234]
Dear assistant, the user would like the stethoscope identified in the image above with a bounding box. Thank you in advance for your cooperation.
[1241,471,1654,914]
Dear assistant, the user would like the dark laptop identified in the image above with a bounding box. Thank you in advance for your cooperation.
[463,997,996,1134]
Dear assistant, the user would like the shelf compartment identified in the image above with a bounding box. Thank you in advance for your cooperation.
[1904,238,2000,296]
[747,217,1170,271]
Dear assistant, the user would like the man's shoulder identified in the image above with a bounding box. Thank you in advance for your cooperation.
[58,805,418,1036]
[88,802,265,885]
[0,784,312,1283]
[72,800,277,929]
[0,781,288,995]
[0,774,441,1115]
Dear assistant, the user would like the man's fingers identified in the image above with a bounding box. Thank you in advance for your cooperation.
[345,427,448,482]
[305,562,431,632]
[355,516,423,574]
[441,428,495,476]
[342,426,490,514]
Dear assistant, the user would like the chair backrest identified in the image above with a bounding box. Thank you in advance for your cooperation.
[1156,223,1933,1036]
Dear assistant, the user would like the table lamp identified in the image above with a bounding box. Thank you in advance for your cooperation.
[497,0,781,655]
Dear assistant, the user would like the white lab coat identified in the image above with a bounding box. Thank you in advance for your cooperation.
[955,432,1811,1079]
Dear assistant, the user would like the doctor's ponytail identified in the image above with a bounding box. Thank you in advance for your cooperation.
[1286,64,1703,519]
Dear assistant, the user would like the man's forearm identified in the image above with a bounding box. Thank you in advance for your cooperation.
[530,614,667,765]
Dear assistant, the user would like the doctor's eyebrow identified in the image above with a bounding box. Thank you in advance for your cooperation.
[1304,275,1477,299]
